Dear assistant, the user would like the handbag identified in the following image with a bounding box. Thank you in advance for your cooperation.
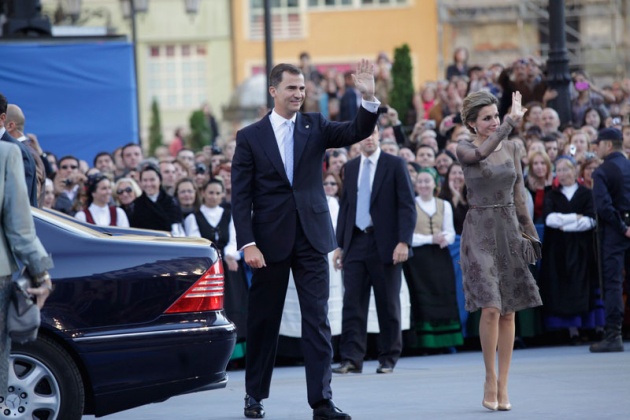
[521,231,542,262]
[7,269,41,344]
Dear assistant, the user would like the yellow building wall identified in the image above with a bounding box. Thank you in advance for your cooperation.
[231,1,439,91]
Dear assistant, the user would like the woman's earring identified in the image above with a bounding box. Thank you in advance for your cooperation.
[473,126,477,134]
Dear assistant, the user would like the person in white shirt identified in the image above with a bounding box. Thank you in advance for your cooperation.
[184,179,247,356]
[402,167,463,350]
[75,173,129,227]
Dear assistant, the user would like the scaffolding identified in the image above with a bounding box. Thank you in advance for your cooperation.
[437,0,630,79]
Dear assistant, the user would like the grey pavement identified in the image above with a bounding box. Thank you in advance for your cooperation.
[84,344,630,420]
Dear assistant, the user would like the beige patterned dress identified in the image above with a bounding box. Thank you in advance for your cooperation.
[456,121,542,314]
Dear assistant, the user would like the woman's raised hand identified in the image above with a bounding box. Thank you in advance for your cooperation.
[509,91,527,123]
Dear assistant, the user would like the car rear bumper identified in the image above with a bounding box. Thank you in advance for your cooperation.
[73,320,236,417]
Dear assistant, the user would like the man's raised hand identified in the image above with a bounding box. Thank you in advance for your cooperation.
[352,59,376,101]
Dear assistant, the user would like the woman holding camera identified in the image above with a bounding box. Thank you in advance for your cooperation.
[457,91,542,412]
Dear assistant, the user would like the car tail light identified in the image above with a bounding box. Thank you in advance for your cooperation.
[165,259,224,313]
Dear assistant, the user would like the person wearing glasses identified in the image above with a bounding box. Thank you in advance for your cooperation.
[52,155,86,215]
[113,177,141,221]
[75,173,129,227]
[323,171,342,202]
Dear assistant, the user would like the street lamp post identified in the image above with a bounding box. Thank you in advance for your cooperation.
[120,0,146,144]
[264,0,273,110]
[546,0,572,126]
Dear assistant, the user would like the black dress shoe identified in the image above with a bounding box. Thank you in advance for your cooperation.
[313,399,351,420]
[332,361,361,374]
[244,394,265,418]
[376,363,394,374]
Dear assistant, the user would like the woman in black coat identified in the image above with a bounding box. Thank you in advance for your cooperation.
[131,165,184,235]
[539,156,604,343]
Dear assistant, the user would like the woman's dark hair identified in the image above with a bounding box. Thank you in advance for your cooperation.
[438,162,467,203]
[582,107,605,130]
[202,177,225,193]
[323,170,343,199]
[436,149,457,162]
[85,172,109,206]
[139,164,162,184]
[175,177,201,209]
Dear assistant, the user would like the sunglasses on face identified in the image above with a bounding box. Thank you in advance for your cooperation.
[60,165,78,170]
[323,182,337,186]
[116,187,133,195]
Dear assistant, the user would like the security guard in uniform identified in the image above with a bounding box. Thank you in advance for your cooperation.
[590,127,630,353]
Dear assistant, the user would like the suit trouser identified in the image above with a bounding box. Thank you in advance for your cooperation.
[600,226,630,329]
[339,230,402,369]
[245,220,333,407]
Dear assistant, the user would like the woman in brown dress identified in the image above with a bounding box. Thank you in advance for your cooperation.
[457,91,542,412]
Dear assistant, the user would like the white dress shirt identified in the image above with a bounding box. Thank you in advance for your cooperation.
[355,147,381,228]
[184,205,240,260]
[411,197,455,247]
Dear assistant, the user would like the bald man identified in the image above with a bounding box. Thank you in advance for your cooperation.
[0,95,38,207]
[541,107,561,134]
[6,104,47,206]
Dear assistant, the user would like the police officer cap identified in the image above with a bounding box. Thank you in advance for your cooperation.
[593,127,623,144]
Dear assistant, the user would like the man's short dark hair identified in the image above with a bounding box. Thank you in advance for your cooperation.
[121,142,141,156]
[542,132,562,143]
[0,93,7,114]
[58,155,79,167]
[93,151,114,167]
[269,64,303,88]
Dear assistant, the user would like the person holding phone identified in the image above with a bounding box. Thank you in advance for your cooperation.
[570,70,613,125]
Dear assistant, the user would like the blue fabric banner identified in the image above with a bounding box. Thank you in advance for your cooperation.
[0,41,138,162]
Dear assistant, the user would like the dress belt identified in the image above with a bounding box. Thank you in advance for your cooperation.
[469,203,514,209]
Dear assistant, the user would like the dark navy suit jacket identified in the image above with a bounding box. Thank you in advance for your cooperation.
[592,151,630,235]
[1,130,38,206]
[337,151,416,264]
[232,107,378,263]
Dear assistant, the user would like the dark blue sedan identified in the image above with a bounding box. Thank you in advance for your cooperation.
[4,209,236,419]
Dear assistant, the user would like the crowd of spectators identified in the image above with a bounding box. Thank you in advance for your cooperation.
[8,48,630,359]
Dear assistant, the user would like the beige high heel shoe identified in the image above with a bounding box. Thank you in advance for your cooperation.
[497,381,511,411]
[482,381,498,411]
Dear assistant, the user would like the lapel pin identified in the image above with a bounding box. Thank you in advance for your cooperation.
[305,125,310,129]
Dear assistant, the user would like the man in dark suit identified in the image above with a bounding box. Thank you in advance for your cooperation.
[590,127,630,353]
[231,60,379,420]
[0,93,38,206]
[332,128,416,375]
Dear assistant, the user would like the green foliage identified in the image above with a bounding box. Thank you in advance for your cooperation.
[188,109,212,152]
[389,44,415,126]
[148,98,163,156]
